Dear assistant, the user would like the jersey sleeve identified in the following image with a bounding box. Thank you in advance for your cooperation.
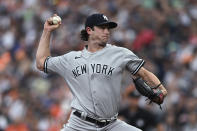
[122,48,145,75]
[43,54,68,76]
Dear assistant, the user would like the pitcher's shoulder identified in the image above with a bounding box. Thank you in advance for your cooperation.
[66,50,81,55]
[63,51,82,60]
[108,44,131,51]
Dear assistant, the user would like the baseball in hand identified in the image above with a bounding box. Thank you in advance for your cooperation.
[52,16,61,25]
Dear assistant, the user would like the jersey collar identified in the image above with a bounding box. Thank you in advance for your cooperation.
[81,43,111,58]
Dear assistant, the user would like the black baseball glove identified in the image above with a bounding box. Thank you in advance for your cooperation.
[133,77,164,108]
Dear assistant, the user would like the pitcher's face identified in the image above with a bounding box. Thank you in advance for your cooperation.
[87,26,110,46]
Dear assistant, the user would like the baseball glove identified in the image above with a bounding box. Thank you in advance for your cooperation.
[133,77,164,109]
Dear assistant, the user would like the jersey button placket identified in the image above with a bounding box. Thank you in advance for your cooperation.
[91,74,96,94]
[88,62,97,113]
[92,77,98,108]
[91,74,94,80]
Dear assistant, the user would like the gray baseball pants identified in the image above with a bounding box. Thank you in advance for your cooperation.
[60,111,142,131]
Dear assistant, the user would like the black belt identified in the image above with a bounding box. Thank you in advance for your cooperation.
[73,111,116,127]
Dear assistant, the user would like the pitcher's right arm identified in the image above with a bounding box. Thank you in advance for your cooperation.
[36,14,61,71]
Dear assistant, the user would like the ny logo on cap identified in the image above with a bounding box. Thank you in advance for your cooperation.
[103,15,108,21]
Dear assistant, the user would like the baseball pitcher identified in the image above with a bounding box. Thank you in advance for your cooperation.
[36,13,167,131]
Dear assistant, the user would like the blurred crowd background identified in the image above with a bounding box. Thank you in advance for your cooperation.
[1,0,197,131]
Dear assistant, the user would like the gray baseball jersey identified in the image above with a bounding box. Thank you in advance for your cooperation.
[44,44,144,119]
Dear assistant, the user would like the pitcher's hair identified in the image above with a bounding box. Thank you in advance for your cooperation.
[80,29,89,41]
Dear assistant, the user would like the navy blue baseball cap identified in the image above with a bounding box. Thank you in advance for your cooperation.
[85,13,118,29]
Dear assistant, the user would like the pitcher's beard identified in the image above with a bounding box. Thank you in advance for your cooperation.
[98,42,107,47]
[91,36,108,47]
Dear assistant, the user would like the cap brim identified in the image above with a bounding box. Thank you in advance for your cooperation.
[96,21,118,29]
